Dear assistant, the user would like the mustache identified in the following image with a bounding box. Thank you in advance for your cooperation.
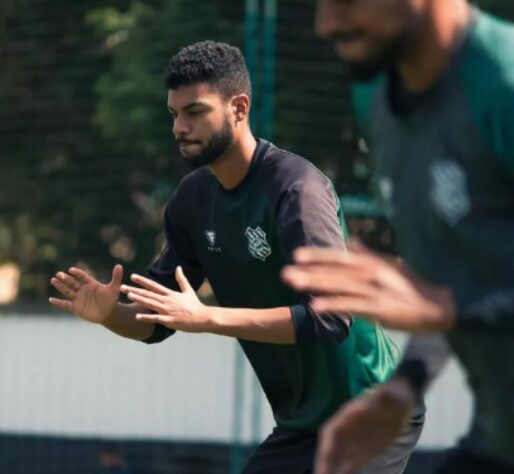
[327,30,365,43]
[176,138,202,145]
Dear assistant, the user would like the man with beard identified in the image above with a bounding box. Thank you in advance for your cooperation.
[49,41,422,473]
[281,1,514,473]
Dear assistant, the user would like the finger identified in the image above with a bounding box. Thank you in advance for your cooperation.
[281,266,371,295]
[315,432,343,474]
[311,295,376,316]
[286,256,374,280]
[135,313,173,325]
[314,456,333,474]
[48,297,73,312]
[68,267,91,284]
[56,272,81,291]
[311,296,353,314]
[314,445,338,474]
[293,247,348,265]
[175,266,193,293]
[120,284,165,302]
[130,274,169,295]
[50,277,77,299]
[125,292,167,314]
[293,245,384,273]
[110,264,123,288]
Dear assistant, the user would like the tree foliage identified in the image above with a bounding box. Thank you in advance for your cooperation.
[1,0,513,302]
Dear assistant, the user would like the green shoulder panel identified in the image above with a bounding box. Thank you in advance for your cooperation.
[351,75,385,142]
[457,11,514,175]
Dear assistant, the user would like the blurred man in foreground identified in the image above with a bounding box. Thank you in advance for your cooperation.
[283,0,514,472]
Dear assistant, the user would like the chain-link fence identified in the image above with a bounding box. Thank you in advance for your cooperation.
[1,0,513,472]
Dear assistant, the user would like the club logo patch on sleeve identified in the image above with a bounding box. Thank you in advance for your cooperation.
[245,226,272,262]
[430,159,471,225]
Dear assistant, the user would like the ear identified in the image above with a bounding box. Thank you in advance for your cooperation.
[230,94,251,123]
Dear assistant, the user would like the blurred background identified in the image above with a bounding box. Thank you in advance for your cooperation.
[0,0,512,472]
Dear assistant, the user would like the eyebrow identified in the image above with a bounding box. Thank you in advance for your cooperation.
[167,102,211,113]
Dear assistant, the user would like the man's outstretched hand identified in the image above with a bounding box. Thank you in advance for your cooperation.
[315,377,416,474]
[49,265,123,324]
[282,240,456,332]
[120,266,210,333]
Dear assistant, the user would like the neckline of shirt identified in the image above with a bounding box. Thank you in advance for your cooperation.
[383,7,480,120]
[210,138,269,195]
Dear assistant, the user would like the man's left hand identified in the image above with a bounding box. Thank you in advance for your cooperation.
[282,241,456,332]
[315,377,416,474]
[120,266,211,333]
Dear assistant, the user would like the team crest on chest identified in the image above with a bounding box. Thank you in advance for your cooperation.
[430,159,471,225]
[245,226,272,262]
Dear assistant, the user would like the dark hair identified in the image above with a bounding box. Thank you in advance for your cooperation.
[164,41,251,100]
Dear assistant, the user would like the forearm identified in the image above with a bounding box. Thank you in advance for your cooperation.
[207,306,296,344]
[102,302,155,341]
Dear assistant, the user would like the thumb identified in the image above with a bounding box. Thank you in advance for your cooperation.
[175,266,193,293]
[110,264,123,289]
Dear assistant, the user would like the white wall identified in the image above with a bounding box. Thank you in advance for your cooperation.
[0,314,471,448]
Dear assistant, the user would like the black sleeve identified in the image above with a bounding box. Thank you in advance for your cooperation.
[276,177,350,344]
[143,191,205,344]
[454,287,514,333]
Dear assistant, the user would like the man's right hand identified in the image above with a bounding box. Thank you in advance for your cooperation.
[315,377,416,474]
[49,265,123,324]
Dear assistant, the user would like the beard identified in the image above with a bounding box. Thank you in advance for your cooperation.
[335,27,419,82]
[345,53,396,82]
[178,117,234,168]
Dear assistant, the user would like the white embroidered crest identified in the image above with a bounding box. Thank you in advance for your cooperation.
[430,160,471,225]
[245,226,272,262]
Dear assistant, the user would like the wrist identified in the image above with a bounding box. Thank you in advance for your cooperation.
[98,305,116,326]
[424,284,457,331]
[201,305,219,332]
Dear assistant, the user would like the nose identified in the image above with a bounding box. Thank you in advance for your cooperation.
[315,0,347,39]
[172,115,191,137]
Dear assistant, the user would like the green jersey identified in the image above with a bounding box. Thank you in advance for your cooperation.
[354,10,514,465]
[146,139,399,431]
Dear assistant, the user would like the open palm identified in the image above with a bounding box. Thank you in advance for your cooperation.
[49,265,123,324]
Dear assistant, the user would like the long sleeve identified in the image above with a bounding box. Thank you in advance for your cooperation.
[276,176,350,344]
[143,190,205,344]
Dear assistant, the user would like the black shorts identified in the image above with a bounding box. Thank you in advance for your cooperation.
[437,447,514,474]
[242,421,423,474]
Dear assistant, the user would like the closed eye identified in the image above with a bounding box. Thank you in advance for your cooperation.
[188,109,205,117]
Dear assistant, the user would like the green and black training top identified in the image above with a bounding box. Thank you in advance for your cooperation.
[145,139,399,431]
[353,9,514,465]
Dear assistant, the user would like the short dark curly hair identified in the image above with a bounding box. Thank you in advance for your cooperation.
[164,41,251,100]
